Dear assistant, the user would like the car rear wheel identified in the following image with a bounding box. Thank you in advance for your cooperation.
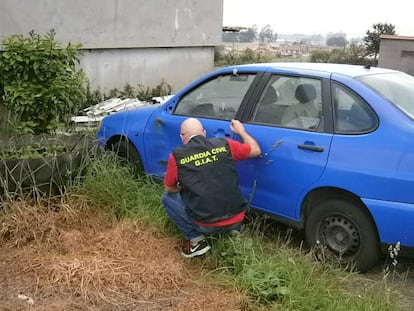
[305,199,381,272]
[110,139,144,174]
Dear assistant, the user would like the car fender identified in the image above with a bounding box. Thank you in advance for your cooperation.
[97,105,161,169]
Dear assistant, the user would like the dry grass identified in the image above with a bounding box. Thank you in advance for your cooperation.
[0,200,248,311]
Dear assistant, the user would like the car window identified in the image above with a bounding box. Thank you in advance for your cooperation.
[357,72,414,119]
[174,73,256,120]
[333,83,377,134]
[252,75,322,130]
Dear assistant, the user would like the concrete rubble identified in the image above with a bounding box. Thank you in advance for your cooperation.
[71,95,174,127]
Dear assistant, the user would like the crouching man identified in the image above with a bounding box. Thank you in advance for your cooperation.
[162,117,261,257]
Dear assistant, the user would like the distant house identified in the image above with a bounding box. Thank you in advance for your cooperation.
[379,35,414,76]
[279,43,309,57]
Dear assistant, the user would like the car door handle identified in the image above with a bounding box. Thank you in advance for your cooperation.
[297,144,324,152]
[213,129,231,137]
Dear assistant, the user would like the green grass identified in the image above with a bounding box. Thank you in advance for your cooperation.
[72,153,404,311]
[73,153,168,227]
[206,235,395,310]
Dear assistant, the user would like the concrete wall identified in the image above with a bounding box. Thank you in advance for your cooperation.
[81,47,214,92]
[0,0,223,93]
[379,35,414,76]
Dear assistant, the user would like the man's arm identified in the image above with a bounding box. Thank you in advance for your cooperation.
[164,154,181,193]
[230,119,261,158]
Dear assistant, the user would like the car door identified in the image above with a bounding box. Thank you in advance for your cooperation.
[143,71,261,178]
[236,74,333,222]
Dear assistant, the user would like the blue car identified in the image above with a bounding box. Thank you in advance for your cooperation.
[97,62,414,271]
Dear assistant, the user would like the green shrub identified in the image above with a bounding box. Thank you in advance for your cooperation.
[82,83,105,110]
[214,46,273,66]
[0,30,87,134]
[310,45,373,66]
[309,49,331,63]
[107,81,172,101]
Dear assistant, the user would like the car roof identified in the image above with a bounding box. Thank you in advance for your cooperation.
[230,62,398,78]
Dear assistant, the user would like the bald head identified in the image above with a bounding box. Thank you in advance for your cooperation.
[180,118,205,144]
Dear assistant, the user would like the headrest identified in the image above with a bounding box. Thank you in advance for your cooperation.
[262,86,278,105]
[295,84,317,103]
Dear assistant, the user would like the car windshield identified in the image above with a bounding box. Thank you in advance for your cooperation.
[357,72,414,119]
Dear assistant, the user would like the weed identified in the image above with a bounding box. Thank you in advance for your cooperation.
[73,152,168,227]
[214,46,274,67]
[87,81,172,105]
[3,155,403,310]
[71,156,405,310]
[382,241,410,288]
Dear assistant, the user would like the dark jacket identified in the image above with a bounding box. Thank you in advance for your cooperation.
[172,135,247,223]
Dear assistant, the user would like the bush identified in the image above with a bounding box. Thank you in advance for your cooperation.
[0,30,87,134]
[310,45,374,66]
[214,46,273,67]
[309,49,331,63]
[107,81,172,101]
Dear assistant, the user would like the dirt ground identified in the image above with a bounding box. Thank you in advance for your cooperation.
[0,201,247,311]
[1,200,414,311]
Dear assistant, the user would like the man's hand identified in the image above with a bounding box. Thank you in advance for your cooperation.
[230,119,261,158]
[165,183,182,193]
[230,119,245,135]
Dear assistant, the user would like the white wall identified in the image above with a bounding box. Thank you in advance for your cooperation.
[80,47,214,92]
[0,0,223,93]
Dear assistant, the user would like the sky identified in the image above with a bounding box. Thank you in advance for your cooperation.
[223,0,414,39]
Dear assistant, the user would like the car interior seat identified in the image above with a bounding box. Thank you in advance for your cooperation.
[189,103,216,118]
[261,86,278,106]
[295,83,317,103]
[281,83,320,128]
[254,86,283,124]
[348,102,374,131]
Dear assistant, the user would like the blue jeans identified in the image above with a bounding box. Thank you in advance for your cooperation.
[162,192,242,240]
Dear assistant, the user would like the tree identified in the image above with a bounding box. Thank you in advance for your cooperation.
[326,36,348,47]
[364,23,396,63]
[240,27,257,42]
[326,32,348,47]
[346,42,371,65]
[259,24,277,43]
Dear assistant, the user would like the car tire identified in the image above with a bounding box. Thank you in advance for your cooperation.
[110,139,144,174]
[305,199,381,272]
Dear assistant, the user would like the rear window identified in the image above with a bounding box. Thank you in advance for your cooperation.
[357,72,414,119]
